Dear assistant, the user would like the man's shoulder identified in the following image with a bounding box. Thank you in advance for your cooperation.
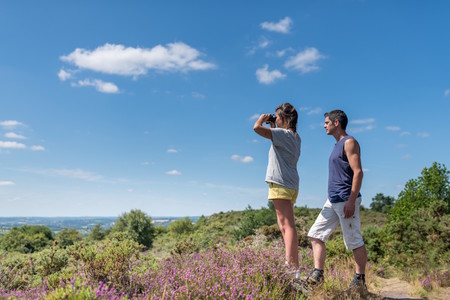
[344,136,361,152]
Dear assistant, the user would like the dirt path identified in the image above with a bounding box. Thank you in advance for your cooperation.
[372,277,450,300]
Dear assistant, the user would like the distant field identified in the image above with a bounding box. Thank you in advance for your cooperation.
[0,216,200,235]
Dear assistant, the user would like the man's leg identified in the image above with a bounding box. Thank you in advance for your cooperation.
[307,199,339,284]
[310,238,326,270]
[353,245,367,274]
[273,199,299,269]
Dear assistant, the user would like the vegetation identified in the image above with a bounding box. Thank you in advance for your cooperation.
[110,209,155,249]
[369,193,395,213]
[0,162,448,299]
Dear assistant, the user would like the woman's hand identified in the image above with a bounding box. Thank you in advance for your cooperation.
[254,114,274,140]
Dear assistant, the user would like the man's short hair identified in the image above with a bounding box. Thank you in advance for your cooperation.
[324,110,348,130]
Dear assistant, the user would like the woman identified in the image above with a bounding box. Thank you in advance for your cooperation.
[253,103,301,277]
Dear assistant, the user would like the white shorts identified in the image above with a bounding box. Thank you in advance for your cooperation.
[307,197,364,250]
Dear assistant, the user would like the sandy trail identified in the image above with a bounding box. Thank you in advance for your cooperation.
[373,277,450,300]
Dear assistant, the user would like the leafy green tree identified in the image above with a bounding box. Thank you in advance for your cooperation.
[55,228,82,248]
[233,206,277,240]
[381,162,450,268]
[111,209,155,249]
[389,162,449,223]
[168,217,194,236]
[88,224,107,241]
[0,225,53,253]
[370,193,395,213]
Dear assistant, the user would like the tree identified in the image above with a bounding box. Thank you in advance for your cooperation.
[370,193,395,213]
[389,162,449,223]
[168,217,194,236]
[0,225,53,253]
[380,162,450,268]
[111,209,155,249]
[233,206,277,240]
[55,228,82,248]
[88,224,107,241]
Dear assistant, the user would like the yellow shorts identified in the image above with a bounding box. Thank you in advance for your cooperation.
[268,182,298,204]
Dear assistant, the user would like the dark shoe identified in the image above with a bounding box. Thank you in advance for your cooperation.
[306,268,324,286]
[349,273,366,289]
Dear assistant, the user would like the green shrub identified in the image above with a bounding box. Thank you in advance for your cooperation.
[87,224,107,241]
[0,225,53,253]
[68,237,142,289]
[233,206,277,240]
[111,209,155,249]
[168,217,194,236]
[55,228,82,248]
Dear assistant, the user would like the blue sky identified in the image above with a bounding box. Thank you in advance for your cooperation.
[0,1,449,217]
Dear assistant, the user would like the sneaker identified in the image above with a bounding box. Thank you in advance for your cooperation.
[306,268,324,285]
[349,273,366,289]
[286,268,301,280]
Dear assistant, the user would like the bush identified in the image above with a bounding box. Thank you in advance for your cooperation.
[55,228,82,248]
[111,209,155,249]
[370,193,395,213]
[68,237,142,289]
[168,217,194,236]
[390,162,449,223]
[381,162,450,269]
[87,224,107,241]
[0,225,53,253]
[233,206,277,240]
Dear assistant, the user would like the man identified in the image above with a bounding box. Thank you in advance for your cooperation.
[307,110,367,288]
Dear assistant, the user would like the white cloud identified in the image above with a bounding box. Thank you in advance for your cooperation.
[247,37,272,55]
[231,155,254,163]
[249,114,260,121]
[167,149,178,153]
[261,17,293,34]
[52,169,103,181]
[386,126,401,131]
[77,79,119,94]
[259,37,270,49]
[417,132,430,138]
[348,125,375,133]
[256,64,286,84]
[276,48,293,57]
[309,122,324,130]
[445,89,450,97]
[400,131,411,136]
[5,132,26,139]
[0,141,26,149]
[0,120,24,129]
[307,107,322,115]
[166,170,181,176]
[28,168,103,181]
[284,48,325,73]
[60,42,215,76]
[363,168,369,172]
[31,145,45,151]
[0,181,15,186]
[396,144,407,148]
[58,69,72,81]
[350,118,375,125]
[402,154,412,160]
[191,92,205,99]
[348,118,375,133]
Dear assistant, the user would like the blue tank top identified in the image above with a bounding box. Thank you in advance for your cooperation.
[328,135,361,203]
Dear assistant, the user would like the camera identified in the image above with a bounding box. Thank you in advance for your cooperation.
[266,114,277,124]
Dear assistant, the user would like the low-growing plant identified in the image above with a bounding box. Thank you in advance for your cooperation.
[68,236,142,290]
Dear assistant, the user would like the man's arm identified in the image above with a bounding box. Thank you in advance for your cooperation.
[253,114,274,140]
[343,138,364,218]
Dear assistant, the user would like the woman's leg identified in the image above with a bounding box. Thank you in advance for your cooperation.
[273,199,299,269]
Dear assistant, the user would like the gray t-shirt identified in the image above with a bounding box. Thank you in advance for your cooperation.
[265,128,301,190]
